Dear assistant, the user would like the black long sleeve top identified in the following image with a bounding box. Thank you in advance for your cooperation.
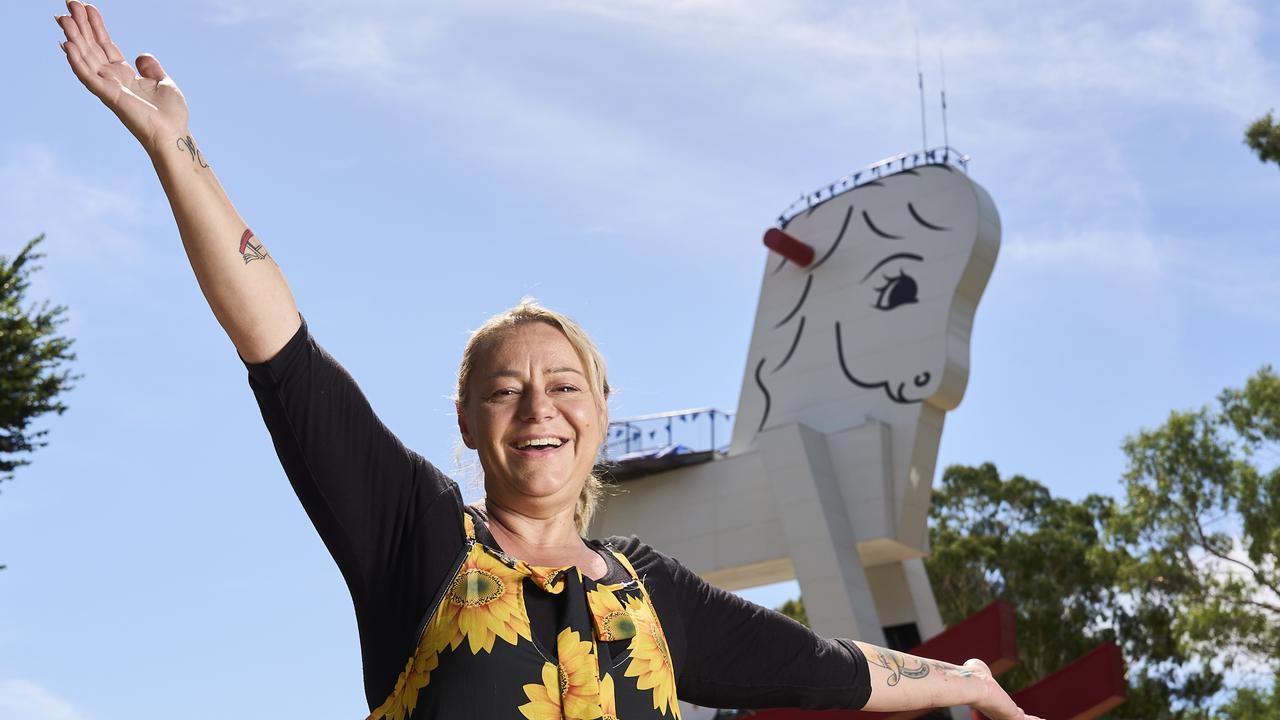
[242,314,872,714]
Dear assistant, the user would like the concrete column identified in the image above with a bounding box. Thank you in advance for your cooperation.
[758,422,885,645]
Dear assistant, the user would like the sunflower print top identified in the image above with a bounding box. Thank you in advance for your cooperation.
[243,316,873,720]
[368,509,681,720]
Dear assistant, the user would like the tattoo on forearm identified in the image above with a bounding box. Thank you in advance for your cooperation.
[239,229,270,264]
[869,649,931,687]
[176,136,209,168]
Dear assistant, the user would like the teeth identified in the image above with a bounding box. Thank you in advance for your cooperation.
[516,438,564,449]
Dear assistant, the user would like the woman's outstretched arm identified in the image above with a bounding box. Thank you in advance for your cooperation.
[56,0,298,362]
[854,642,1044,719]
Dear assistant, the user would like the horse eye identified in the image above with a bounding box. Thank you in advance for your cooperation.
[872,270,919,311]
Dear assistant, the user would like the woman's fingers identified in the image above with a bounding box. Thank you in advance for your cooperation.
[61,40,113,99]
[136,53,166,83]
[85,4,126,64]
[56,19,100,84]
[65,1,108,66]
[56,14,97,67]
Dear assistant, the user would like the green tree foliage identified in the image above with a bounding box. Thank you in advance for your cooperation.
[924,463,1225,718]
[1,235,79,489]
[925,464,1128,691]
[921,368,1280,718]
[1217,676,1280,720]
[1114,366,1280,670]
[771,370,1279,716]
[774,597,808,627]
[1245,112,1280,168]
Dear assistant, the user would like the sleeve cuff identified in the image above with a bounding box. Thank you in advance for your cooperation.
[835,638,874,709]
[241,312,309,386]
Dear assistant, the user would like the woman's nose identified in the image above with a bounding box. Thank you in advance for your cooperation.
[519,387,556,421]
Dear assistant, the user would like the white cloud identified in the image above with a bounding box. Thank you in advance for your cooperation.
[193,0,1279,274]
[287,18,405,75]
[1005,228,1166,276]
[0,680,90,720]
[1003,226,1280,320]
[0,144,147,268]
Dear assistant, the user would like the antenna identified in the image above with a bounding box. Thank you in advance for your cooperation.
[915,28,927,156]
[940,51,950,153]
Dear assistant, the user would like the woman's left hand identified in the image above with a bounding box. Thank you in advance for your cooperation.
[965,659,1046,720]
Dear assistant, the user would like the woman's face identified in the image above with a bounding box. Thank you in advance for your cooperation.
[459,322,606,515]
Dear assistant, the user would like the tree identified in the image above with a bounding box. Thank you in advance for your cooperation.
[1217,676,1280,720]
[1114,366,1280,673]
[922,463,1226,718]
[774,597,808,627]
[770,370,1279,716]
[925,465,1131,689]
[1245,112,1280,168]
[1,235,79,492]
[920,368,1280,718]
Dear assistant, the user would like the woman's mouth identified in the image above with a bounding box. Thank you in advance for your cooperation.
[509,437,568,457]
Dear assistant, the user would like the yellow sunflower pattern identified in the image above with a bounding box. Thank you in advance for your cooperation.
[600,672,619,720]
[371,511,685,720]
[518,627,604,720]
[367,645,439,720]
[521,562,571,594]
[426,544,533,655]
[586,587,638,642]
[622,594,682,719]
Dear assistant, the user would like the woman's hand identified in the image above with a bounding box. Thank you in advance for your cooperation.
[965,659,1045,720]
[56,1,190,153]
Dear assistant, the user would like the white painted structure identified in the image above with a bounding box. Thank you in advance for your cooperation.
[590,161,1000,659]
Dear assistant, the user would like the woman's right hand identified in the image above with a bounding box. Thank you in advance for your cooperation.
[57,1,190,153]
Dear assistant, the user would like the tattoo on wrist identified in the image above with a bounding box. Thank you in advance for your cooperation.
[239,229,270,264]
[869,648,931,687]
[176,135,209,168]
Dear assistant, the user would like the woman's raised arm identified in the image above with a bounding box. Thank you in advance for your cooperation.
[56,0,298,363]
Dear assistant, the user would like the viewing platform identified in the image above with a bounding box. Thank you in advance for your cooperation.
[598,407,732,481]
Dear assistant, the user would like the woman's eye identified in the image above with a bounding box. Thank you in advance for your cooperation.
[872,269,919,311]
[554,385,580,393]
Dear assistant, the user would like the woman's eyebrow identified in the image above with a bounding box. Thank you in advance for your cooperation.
[546,367,585,377]
[860,252,924,282]
[487,367,584,378]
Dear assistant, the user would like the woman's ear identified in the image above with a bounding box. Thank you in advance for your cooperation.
[457,404,477,449]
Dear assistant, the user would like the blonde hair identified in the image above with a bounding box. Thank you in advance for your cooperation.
[454,298,611,535]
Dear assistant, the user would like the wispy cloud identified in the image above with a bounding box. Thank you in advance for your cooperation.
[1004,225,1280,322]
[0,144,148,267]
[1005,228,1166,276]
[197,0,1278,264]
[206,6,1274,147]
[0,680,90,720]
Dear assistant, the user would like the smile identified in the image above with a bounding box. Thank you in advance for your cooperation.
[510,437,568,454]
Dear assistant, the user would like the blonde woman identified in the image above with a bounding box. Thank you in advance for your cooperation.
[57,3,1044,718]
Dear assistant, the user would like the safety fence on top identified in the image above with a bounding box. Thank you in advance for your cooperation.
[604,407,733,461]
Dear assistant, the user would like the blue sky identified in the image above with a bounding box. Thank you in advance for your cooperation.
[3,0,1279,717]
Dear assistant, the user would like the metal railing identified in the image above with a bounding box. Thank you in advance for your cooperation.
[776,146,970,227]
[604,407,733,459]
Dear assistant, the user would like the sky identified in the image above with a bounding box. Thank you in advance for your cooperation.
[3,0,1280,717]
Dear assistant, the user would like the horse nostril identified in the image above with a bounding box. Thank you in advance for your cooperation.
[914,372,930,387]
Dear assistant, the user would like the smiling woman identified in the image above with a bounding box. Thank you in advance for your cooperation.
[454,300,611,539]
[55,1,1042,718]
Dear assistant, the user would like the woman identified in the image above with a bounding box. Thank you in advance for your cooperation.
[56,3,1044,718]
